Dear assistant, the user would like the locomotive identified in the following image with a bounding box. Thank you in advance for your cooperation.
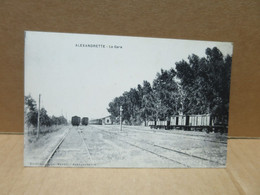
[148,114,228,133]
[71,116,81,126]
[81,117,89,125]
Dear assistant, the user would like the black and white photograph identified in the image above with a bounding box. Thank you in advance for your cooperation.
[24,31,233,168]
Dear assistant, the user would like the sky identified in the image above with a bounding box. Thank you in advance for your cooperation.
[24,31,233,120]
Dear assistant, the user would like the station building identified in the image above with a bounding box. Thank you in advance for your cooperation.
[101,115,113,125]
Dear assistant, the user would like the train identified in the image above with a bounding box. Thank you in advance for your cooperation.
[148,114,228,133]
[81,117,89,125]
[71,116,81,126]
[71,116,101,126]
[89,119,102,125]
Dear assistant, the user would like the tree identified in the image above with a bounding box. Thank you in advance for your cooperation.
[107,46,232,125]
[140,81,155,124]
[153,69,179,119]
[175,47,232,117]
[51,115,68,125]
[25,95,68,130]
[24,95,38,127]
[39,108,52,126]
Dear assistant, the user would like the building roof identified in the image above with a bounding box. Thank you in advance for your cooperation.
[100,115,112,120]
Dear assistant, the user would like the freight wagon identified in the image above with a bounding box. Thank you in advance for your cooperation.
[148,114,227,133]
[71,116,81,126]
[81,117,89,126]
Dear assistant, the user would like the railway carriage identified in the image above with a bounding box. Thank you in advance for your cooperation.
[89,119,102,125]
[81,117,89,125]
[71,116,81,126]
[149,114,227,133]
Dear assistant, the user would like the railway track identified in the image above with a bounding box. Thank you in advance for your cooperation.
[77,127,94,164]
[127,127,227,144]
[44,127,94,167]
[122,139,188,167]
[97,125,227,145]
[94,126,225,167]
[44,127,72,167]
[91,126,188,167]
[43,125,225,167]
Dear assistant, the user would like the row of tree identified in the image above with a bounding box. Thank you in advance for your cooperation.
[24,95,68,128]
[107,47,232,125]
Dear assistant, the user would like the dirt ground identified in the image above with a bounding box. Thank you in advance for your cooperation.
[24,125,227,168]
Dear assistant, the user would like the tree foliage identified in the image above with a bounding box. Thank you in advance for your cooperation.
[24,95,68,129]
[24,95,38,127]
[176,47,232,117]
[107,47,232,124]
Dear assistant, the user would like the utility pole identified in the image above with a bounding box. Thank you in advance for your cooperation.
[120,106,123,131]
[37,94,41,139]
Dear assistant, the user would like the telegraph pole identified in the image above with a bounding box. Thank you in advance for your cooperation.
[37,94,41,139]
[120,106,123,131]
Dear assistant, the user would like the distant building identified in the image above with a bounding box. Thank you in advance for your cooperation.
[101,115,113,125]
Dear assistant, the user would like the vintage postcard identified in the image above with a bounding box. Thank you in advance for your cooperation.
[24,31,233,168]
